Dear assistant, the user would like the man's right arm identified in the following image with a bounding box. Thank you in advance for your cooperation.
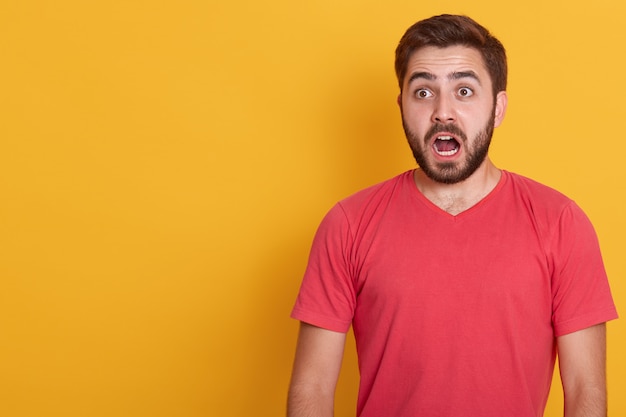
[287,322,347,417]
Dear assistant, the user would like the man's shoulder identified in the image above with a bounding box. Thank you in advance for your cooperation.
[504,171,573,205]
[503,171,582,226]
[337,170,413,210]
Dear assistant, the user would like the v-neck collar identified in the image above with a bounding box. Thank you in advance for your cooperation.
[407,169,508,221]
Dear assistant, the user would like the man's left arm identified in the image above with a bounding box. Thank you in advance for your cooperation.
[557,323,607,417]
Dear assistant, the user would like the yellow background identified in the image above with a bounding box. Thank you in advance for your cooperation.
[0,1,623,416]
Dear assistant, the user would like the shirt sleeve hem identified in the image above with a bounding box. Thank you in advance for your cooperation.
[290,308,352,333]
[554,306,619,337]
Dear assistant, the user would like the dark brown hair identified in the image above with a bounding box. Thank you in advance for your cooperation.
[395,14,507,97]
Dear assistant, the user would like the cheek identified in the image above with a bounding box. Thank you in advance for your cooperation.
[403,115,428,138]
[458,106,492,127]
[402,103,430,124]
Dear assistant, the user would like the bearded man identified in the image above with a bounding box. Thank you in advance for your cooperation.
[288,14,617,417]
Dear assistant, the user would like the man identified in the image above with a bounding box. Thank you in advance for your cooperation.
[288,14,618,417]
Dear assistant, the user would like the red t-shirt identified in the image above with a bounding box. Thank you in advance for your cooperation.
[292,170,618,417]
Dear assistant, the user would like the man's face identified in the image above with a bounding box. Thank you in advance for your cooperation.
[399,45,507,184]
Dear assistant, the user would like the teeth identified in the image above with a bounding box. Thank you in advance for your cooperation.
[434,135,459,156]
[436,148,459,156]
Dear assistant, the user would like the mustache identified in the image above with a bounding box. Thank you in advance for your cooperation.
[425,124,467,143]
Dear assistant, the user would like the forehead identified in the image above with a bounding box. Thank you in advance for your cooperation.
[404,45,491,85]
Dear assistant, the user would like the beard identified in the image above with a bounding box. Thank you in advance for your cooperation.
[402,111,495,184]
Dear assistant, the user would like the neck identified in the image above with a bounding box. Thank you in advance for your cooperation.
[413,159,501,215]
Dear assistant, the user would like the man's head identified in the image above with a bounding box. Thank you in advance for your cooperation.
[395,14,507,98]
[396,16,508,184]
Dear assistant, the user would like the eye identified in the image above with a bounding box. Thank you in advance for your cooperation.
[457,87,474,97]
[415,89,433,99]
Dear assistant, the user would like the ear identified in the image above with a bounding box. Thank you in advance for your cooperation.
[493,91,508,128]
[397,93,402,107]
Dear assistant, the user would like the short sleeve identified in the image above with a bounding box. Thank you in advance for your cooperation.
[290,203,356,333]
[550,202,618,337]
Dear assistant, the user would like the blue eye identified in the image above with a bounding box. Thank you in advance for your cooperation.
[458,87,473,97]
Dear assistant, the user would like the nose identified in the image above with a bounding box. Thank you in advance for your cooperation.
[431,94,455,124]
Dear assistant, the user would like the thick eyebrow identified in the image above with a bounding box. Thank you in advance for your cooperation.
[407,71,436,85]
[449,70,481,85]
[407,70,482,85]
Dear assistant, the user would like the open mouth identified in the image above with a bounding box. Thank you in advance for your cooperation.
[433,135,460,156]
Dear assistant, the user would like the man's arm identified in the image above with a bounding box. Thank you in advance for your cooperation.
[287,322,346,417]
[557,323,607,417]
